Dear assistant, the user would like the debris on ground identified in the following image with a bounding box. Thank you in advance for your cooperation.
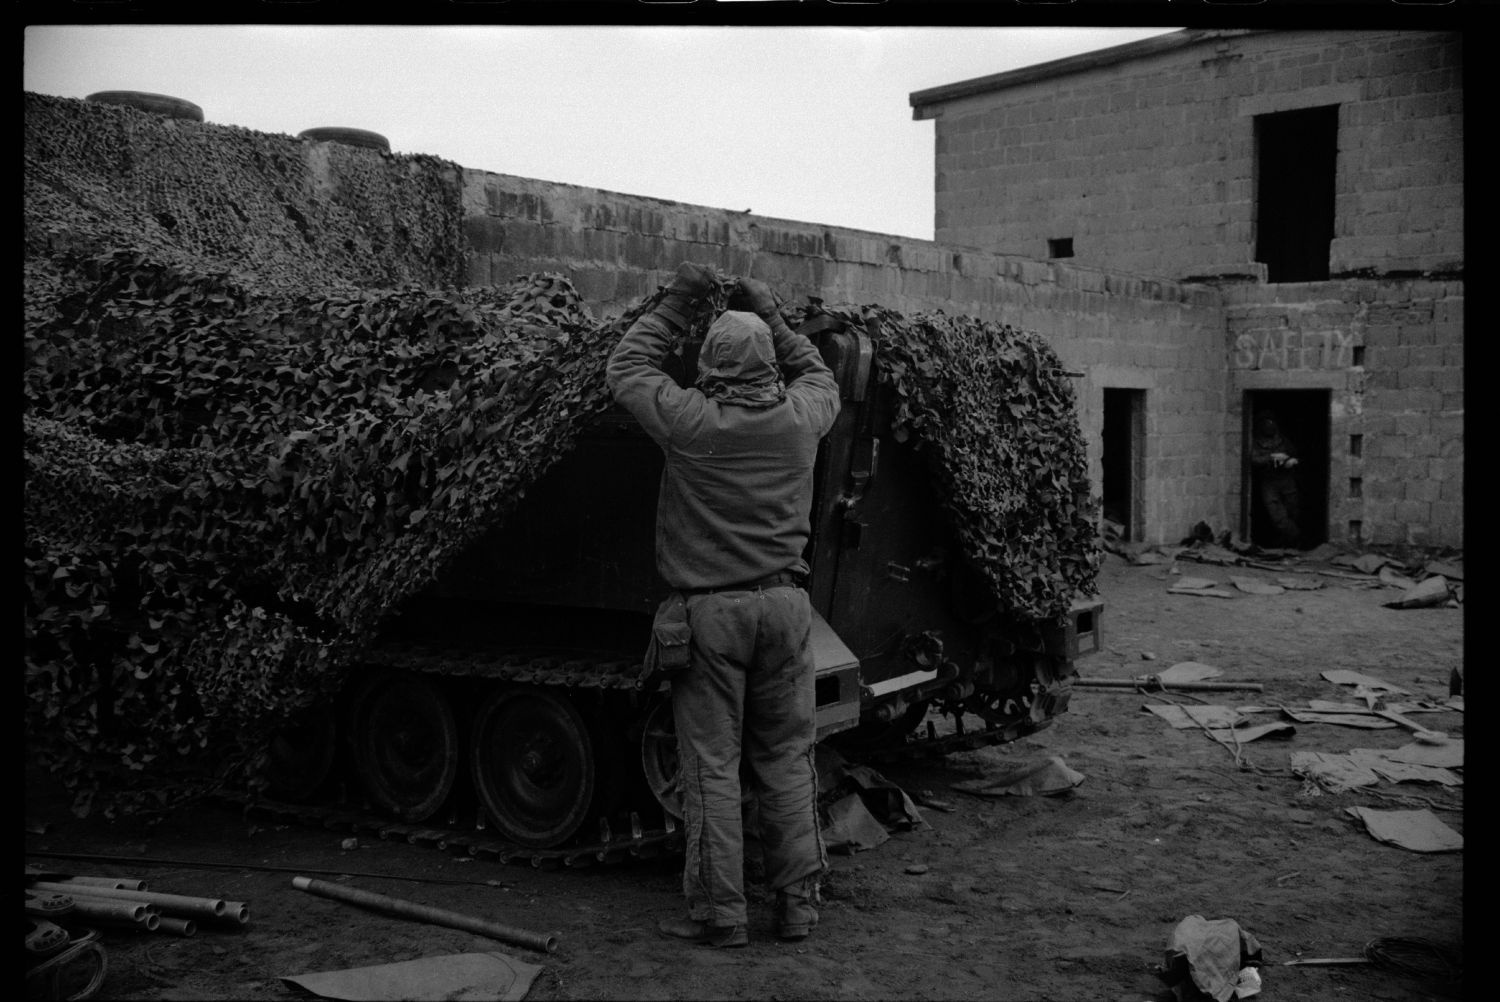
[282,951,543,1002]
[25,866,261,1000]
[1145,705,1243,730]
[1422,560,1463,581]
[949,755,1084,797]
[822,793,891,854]
[1158,914,1264,1002]
[1209,721,1295,744]
[1346,749,1462,786]
[1072,660,1263,694]
[910,790,957,812]
[1383,575,1455,610]
[1320,670,1412,697]
[1275,575,1324,591]
[293,877,557,954]
[1343,807,1463,853]
[1291,751,1382,793]
[1075,675,1263,694]
[1150,662,1224,685]
[1382,739,1464,770]
[1377,565,1418,590]
[1168,577,1237,599]
[1316,569,1385,585]
[1279,708,1398,729]
[1176,543,1246,568]
[840,764,929,831]
[818,753,929,854]
[1349,553,1395,575]
[25,923,106,1001]
[1143,704,1293,747]
[1229,576,1285,596]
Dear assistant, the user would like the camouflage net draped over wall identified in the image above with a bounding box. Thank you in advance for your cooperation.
[25,253,1096,816]
[24,92,467,301]
[25,92,1095,816]
[24,250,719,816]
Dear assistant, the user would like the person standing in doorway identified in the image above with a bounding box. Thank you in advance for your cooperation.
[1251,412,1302,548]
[606,261,841,948]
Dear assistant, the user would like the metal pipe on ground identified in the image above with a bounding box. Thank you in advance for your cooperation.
[291,876,559,954]
[100,912,162,932]
[155,916,197,937]
[51,875,150,892]
[1073,678,1265,693]
[31,881,231,924]
[60,895,158,927]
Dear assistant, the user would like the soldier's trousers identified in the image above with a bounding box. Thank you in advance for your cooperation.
[671,585,826,926]
[1259,476,1301,548]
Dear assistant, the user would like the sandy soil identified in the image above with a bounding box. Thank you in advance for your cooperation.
[26,551,1464,1001]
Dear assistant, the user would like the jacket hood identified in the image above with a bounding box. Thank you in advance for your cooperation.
[695,310,785,408]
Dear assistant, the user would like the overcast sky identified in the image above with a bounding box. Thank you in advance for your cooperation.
[23,25,1180,241]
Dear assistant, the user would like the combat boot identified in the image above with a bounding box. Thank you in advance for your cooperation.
[774,876,820,942]
[657,916,749,949]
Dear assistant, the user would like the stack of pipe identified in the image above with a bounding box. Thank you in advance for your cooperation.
[30,877,250,937]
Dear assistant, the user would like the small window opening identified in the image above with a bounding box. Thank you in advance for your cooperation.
[1349,520,1363,544]
[1349,477,1363,498]
[1255,105,1338,282]
[1352,346,1365,366]
[1349,434,1363,458]
[1048,238,1074,259]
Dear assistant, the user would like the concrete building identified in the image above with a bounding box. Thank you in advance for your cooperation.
[910,28,1463,550]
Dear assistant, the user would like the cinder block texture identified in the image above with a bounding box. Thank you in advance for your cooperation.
[1223,284,1462,548]
[919,30,1462,283]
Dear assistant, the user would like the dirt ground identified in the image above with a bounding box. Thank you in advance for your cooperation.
[26,550,1465,1002]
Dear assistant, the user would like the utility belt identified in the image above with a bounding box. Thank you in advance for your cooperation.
[676,570,805,597]
[639,571,804,688]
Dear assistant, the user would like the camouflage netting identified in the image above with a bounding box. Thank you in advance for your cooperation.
[791,303,1100,622]
[24,250,731,816]
[25,92,1097,816]
[24,92,466,298]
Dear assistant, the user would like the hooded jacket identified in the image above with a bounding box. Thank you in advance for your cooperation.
[606,307,841,590]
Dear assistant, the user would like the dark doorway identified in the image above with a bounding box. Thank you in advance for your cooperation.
[1243,390,1329,549]
[1101,389,1145,541]
[1255,105,1339,283]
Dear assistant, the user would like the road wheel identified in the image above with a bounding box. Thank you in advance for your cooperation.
[263,706,338,803]
[470,686,594,848]
[639,695,683,821]
[346,670,459,823]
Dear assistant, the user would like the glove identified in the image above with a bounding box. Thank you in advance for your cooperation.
[666,261,716,300]
[737,278,781,321]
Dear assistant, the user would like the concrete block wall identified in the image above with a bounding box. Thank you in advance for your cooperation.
[1223,279,1463,548]
[463,169,1229,544]
[920,29,1462,283]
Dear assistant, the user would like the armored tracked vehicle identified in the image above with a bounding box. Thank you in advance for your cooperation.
[263,304,1102,853]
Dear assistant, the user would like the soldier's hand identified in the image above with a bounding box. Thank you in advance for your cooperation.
[738,278,780,319]
[666,261,716,300]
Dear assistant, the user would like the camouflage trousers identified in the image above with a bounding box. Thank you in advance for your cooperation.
[671,585,827,926]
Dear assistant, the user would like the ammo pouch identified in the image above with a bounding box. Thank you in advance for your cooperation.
[648,593,693,676]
